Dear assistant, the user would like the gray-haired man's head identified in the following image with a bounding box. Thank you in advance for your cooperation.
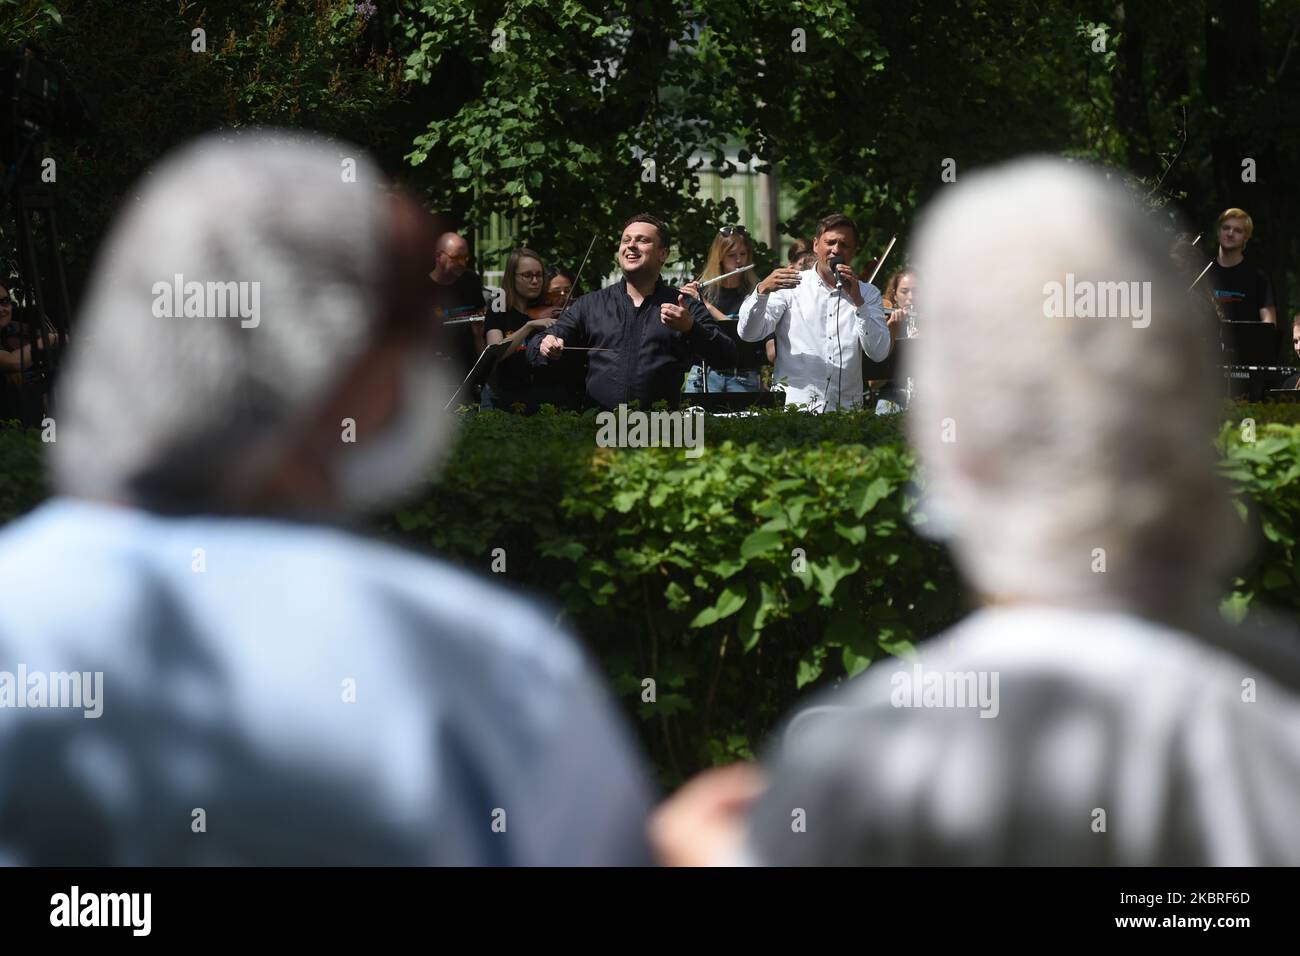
[53,130,453,514]
[909,157,1244,615]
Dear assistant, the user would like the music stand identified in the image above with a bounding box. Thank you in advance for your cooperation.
[445,341,512,410]
[683,391,786,414]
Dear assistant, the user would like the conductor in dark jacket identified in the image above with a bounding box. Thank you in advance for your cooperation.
[528,213,736,410]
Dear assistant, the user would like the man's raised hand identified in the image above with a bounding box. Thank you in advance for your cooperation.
[758,266,801,295]
[660,295,695,332]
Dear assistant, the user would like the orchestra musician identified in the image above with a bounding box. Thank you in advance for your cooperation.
[871,268,916,414]
[430,231,487,389]
[681,226,768,393]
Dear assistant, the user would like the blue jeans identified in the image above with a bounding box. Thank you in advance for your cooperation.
[684,366,762,393]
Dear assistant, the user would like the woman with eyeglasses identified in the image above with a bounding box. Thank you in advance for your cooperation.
[681,226,767,393]
[483,248,548,411]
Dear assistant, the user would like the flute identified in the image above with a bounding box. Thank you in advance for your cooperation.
[698,264,756,287]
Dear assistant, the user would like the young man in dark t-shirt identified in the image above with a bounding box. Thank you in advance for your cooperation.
[1207,208,1276,324]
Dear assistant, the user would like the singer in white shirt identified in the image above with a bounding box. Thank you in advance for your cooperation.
[737,214,891,411]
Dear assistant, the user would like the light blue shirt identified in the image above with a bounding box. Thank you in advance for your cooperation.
[0,499,653,865]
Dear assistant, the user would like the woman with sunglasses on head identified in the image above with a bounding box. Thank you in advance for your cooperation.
[681,226,767,393]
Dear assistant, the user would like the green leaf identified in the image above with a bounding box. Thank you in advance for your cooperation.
[1262,567,1290,590]
[842,645,872,678]
[713,557,747,579]
[850,476,892,518]
[654,693,693,716]
[740,529,783,558]
[809,554,861,599]
[689,582,748,628]
[1220,591,1252,624]
[796,648,826,689]
[540,540,586,561]
[834,521,867,544]
[879,637,918,659]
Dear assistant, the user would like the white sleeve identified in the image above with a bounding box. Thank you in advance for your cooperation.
[738,289,786,343]
[855,282,890,361]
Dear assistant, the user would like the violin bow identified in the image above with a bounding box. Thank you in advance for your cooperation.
[555,232,599,322]
[866,235,898,286]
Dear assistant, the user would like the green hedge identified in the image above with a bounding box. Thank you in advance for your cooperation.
[2,403,1298,785]
[390,407,960,783]
[390,402,1300,784]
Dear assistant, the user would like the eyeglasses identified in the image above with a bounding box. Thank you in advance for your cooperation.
[719,225,748,237]
[0,298,10,307]
[443,253,472,264]
[518,272,544,281]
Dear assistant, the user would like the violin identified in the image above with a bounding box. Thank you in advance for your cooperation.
[526,301,562,325]
[526,285,573,328]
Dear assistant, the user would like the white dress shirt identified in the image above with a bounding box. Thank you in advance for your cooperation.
[738,267,891,411]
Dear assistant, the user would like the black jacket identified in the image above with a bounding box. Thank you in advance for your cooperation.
[527,278,737,410]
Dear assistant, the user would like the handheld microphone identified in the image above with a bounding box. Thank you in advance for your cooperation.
[828,254,846,289]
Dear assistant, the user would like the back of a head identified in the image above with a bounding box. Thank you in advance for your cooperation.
[908,157,1244,614]
[52,129,416,511]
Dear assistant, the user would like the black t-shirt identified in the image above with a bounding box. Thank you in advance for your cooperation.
[713,284,748,317]
[1208,260,1274,323]
[432,270,486,374]
[484,307,533,392]
[708,283,769,370]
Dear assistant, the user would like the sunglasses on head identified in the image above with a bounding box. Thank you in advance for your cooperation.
[718,225,748,237]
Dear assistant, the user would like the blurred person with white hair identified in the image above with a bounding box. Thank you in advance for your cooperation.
[651,157,1300,866]
[0,130,653,865]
